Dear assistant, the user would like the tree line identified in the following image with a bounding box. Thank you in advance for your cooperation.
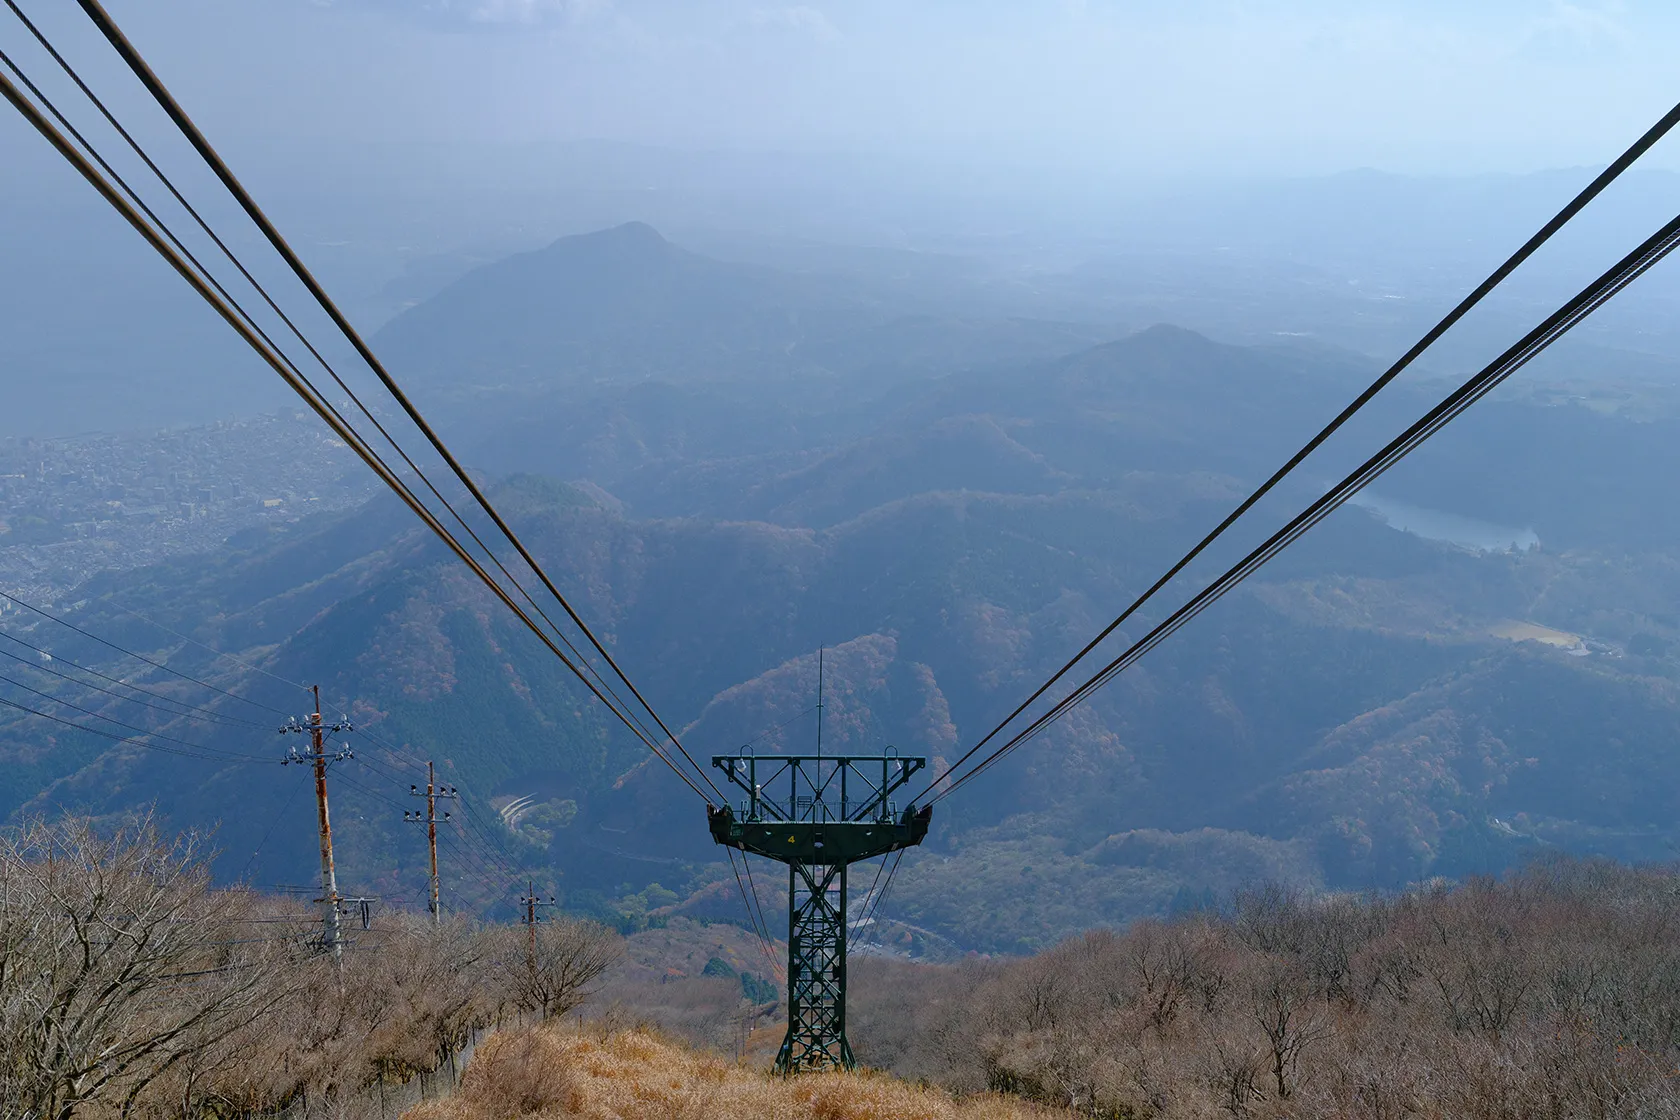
[0,813,620,1120]
[853,857,1680,1118]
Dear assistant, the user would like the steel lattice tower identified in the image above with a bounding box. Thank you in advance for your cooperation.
[708,750,931,1072]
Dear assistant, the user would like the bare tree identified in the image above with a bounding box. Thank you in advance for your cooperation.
[496,918,621,1021]
[1248,955,1325,1100]
[1194,1016,1267,1120]
[367,914,498,1076]
[839,864,1680,1118]
[1128,916,1224,1030]
[0,813,300,1120]
[1415,885,1537,1035]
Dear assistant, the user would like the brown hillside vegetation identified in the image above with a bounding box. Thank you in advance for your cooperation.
[406,1026,1043,1120]
[0,814,621,1119]
[851,858,1680,1118]
[419,859,1680,1120]
[11,813,1680,1118]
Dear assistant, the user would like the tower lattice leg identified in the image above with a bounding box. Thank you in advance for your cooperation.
[775,860,853,1074]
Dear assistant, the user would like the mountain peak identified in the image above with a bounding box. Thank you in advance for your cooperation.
[541,221,672,262]
[1126,323,1220,350]
[1058,323,1222,374]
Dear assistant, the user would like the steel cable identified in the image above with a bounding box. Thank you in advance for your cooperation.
[0,59,716,802]
[72,0,720,801]
[0,21,696,798]
[933,211,1680,803]
[931,99,1680,803]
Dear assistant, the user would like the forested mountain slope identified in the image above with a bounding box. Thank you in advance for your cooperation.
[8,227,1680,952]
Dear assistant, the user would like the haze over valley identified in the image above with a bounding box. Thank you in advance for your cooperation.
[5,2,1680,1113]
[7,216,1680,954]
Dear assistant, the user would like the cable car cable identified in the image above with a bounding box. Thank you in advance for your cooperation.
[73,0,716,801]
[939,98,1680,799]
[0,13,692,793]
[932,209,1680,803]
[0,65,713,802]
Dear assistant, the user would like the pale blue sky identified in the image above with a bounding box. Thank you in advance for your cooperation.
[15,1,1680,176]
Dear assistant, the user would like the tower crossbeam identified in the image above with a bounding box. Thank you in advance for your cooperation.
[708,751,931,1073]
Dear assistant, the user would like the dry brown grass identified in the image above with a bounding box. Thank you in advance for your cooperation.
[406,1024,1049,1120]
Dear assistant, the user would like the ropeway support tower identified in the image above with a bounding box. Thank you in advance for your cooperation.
[707,748,931,1072]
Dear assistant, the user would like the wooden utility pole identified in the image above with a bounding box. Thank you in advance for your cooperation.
[281,685,354,961]
[520,880,554,972]
[405,761,456,925]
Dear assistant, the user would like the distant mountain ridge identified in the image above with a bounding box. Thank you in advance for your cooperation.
[10,225,1680,953]
[373,222,885,391]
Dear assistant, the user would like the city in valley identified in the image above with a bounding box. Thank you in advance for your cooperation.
[0,413,372,603]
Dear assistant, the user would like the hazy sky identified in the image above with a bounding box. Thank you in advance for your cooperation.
[34,0,1677,177]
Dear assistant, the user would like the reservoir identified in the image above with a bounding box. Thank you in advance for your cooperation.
[1352,492,1540,553]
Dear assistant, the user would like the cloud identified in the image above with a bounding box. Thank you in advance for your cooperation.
[1517,0,1632,61]
[255,0,1680,172]
[747,5,839,41]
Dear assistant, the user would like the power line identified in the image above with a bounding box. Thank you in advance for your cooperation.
[0,693,263,764]
[345,729,529,880]
[369,765,523,884]
[934,97,1680,803]
[0,669,263,760]
[354,749,427,788]
[0,63,715,804]
[70,0,722,803]
[350,728,431,776]
[448,819,513,885]
[0,589,287,717]
[348,772,520,917]
[448,829,518,893]
[456,799,528,876]
[932,208,1680,804]
[332,769,410,814]
[102,597,312,694]
[239,779,308,883]
[0,632,266,729]
[348,736,530,887]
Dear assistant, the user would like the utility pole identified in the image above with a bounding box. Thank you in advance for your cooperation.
[519,880,555,972]
[404,761,457,925]
[281,685,353,961]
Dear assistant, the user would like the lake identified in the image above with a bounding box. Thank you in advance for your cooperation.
[1352,492,1540,553]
